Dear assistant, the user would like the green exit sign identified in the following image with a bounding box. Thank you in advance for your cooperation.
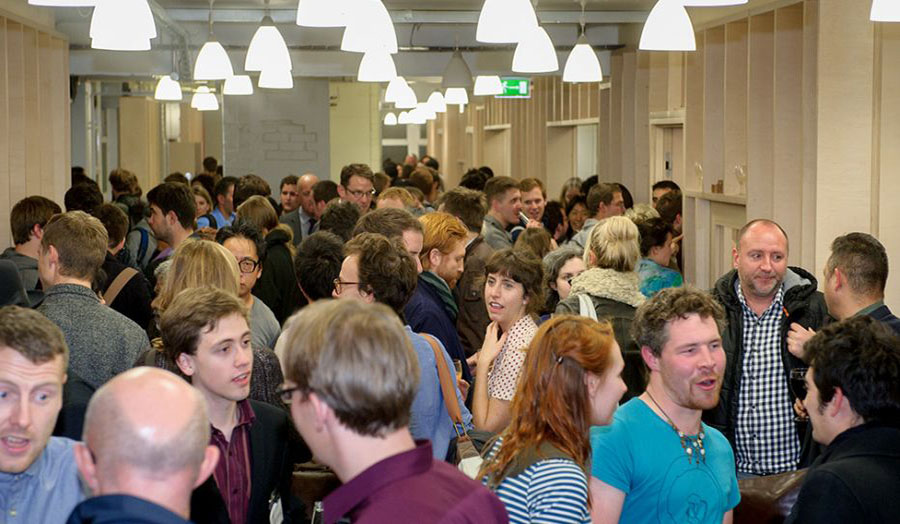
[497,77,530,98]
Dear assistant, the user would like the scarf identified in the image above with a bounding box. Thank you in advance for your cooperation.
[420,271,459,321]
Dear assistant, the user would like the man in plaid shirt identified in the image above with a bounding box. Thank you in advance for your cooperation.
[706,219,828,476]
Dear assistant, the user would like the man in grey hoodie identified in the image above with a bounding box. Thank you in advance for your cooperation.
[0,196,61,305]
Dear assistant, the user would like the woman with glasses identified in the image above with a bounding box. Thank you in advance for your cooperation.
[236,196,305,324]
[479,316,627,523]
[139,238,286,409]
[472,249,544,432]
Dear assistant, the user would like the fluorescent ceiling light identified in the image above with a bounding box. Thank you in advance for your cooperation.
[89,0,156,51]
[191,86,218,111]
[296,0,351,27]
[445,87,469,105]
[258,67,294,89]
[640,0,696,51]
[194,39,234,80]
[357,51,397,82]
[153,75,182,101]
[871,0,900,21]
[512,26,558,73]
[245,17,292,72]
[427,91,447,113]
[384,112,398,126]
[441,50,474,89]
[563,35,603,83]
[224,75,254,95]
[341,0,398,54]
[476,0,539,44]
[474,75,504,96]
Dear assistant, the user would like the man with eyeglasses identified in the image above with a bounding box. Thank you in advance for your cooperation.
[216,222,281,350]
[336,164,376,214]
[158,287,302,524]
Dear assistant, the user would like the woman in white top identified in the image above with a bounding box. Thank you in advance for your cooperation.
[472,249,544,432]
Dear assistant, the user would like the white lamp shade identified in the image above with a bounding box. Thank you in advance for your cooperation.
[426,91,447,113]
[29,0,96,6]
[385,76,408,103]
[397,111,412,124]
[441,50,474,89]
[90,0,155,51]
[640,0,696,51]
[245,20,292,72]
[258,67,294,89]
[384,112,398,126]
[512,26,559,73]
[563,36,603,83]
[476,0,539,44]
[474,75,504,96]
[194,40,234,80]
[408,107,428,124]
[154,75,182,101]
[871,0,900,21]
[444,87,469,105]
[682,0,747,5]
[357,51,397,82]
[296,0,351,27]
[224,75,254,95]
[395,84,418,109]
[341,0,398,54]
[190,87,219,111]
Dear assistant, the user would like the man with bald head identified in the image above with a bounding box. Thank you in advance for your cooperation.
[706,219,827,478]
[69,367,219,523]
[280,173,320,246]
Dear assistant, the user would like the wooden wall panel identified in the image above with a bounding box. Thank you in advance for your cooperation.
[703,27,725,191]
[723,21,748,196]
[747,13,775,221]
[0,15,68,249]
[633,52,650,201]
[685,32,705,192]
[877,21,900,311]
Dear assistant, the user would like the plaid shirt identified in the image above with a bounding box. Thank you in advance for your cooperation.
[734,281,800,474]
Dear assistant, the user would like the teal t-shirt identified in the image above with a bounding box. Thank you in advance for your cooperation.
[590,398,740,524]
[637,258,683,298]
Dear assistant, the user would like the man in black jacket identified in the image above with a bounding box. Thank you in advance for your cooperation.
[785,317,900,523]
[705,219,828,477]
[160,287,301,523]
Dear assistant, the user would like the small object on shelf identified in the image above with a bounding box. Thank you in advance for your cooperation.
[734,164,747,195]
[694,162,704,191]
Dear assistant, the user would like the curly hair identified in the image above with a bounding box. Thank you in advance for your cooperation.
[631,286,726,357]
[344,233,418,318]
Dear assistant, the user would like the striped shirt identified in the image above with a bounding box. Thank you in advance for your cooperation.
[484,438,591,524]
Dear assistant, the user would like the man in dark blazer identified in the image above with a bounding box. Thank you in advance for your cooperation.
[159,287,303,524]
[280,173,320,247]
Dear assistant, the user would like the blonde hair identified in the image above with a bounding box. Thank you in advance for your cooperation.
[624,203,659,224]
[377,187,417,208]
[237,195,279,233]
[152,239,240,312]
[583,216,641,272]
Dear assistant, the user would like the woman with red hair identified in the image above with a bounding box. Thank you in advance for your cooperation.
[478,316,627,523]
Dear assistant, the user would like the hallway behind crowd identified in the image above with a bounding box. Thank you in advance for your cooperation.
[2,155,900,524]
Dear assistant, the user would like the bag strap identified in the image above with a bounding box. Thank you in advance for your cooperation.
[577,293,598,320]
[104,267,138,305]
[419,333,463,425]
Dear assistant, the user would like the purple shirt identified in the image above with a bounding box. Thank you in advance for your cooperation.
[323,441,509,524]
[210,399,255,524]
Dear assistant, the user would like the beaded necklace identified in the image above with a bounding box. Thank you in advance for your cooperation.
[645,390,706,464]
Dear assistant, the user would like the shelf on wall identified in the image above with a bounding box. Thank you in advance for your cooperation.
[684,190,747,206]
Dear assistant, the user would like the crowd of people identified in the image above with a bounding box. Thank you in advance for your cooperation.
[1,154,899,524]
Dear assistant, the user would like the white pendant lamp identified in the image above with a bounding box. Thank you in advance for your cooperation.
[384,112,398,126]
[397,111,412,125]
[357,51,397,82]
[512,26,559,73]
[640,0,696,51]
[474,75,504,96]
[563,35,603,83]
[441,50,474,90]
[871,0,900,21]
[194,39,234,80]
[90,0,156,51]
[191,86,219,111]
[476,0,539,44]
[296,0,351,27]
[395,84,418,109]
[407,107,428,125]
[258,67,293,89]
[224,75,254,95]
[682,0,747,5]
[427,91,447,113]
[385,76,408,103]
[29,0,95,6]
[245,17,292,72]
[444,88,469,106]
[154,75,183,101]
[341,0,398,54]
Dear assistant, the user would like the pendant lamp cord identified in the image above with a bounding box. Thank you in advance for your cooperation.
[579,0,587,36]
[208,0,214,36]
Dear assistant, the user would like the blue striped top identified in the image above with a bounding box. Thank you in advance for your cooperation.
[483,438,591,523]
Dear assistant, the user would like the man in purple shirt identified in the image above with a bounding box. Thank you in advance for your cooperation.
[279,299,509,524]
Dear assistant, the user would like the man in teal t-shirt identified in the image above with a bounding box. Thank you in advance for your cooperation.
[590,287,740,523]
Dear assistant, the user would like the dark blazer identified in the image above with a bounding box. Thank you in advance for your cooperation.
[869,304,900,335]
[405,276,472,383]
[453,236,493,357]
[190,400,304,524]
[101,252,153,330]
[279,209,304,247]
[252,227,307,324]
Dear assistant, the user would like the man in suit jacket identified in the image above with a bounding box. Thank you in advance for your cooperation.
[159,287,302,524]
[788,232,900,360]
[280,173,319,246]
